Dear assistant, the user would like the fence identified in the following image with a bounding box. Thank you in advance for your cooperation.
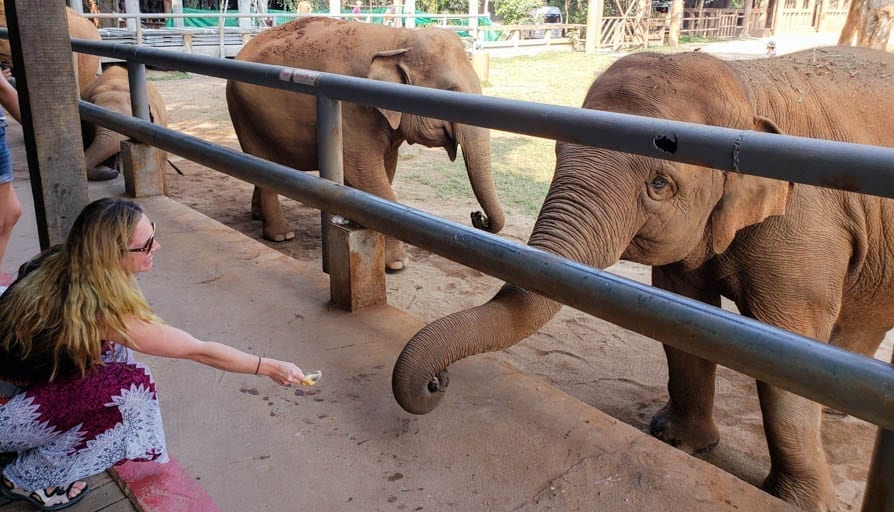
[9,30,892,508]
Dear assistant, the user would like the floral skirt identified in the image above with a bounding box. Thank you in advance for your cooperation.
[0,344,168,491]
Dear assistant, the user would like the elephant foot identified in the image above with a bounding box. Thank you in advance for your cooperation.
[649,403,719,454]
[86,166,119,181]
[762,467,835,512]
[262,221,295,243]
[385,241,409,273]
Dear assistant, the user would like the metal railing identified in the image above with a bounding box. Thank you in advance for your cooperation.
[11,30,891,508]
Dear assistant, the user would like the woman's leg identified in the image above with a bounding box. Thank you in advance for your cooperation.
[0,361,168,492]
[0,128,20,285]
[0,182,22,284]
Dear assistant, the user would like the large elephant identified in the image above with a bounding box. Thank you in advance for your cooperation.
[0,3,101,96]
[226,17,504,271]
[81,65,168,181]
[392,47,894,511]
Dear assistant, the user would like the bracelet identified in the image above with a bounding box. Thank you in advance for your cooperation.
[254,355,262,375]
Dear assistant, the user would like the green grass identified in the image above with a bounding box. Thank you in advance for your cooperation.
[398,51,618,217]
[147,70,191,81]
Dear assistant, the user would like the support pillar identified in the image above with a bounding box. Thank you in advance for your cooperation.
[171,0,184,28]
[238,0,252,29]
[585,0,602,54]
[121,141,167,198]
[125,0,140,31]
[327,220,386,311]
[6,0,88,248]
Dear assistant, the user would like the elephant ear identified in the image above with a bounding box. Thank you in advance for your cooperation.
[368,48,412,130]
[710,116,794,254]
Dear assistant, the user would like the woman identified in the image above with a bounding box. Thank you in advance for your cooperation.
[0,198,309,510]
[0,67,22,288]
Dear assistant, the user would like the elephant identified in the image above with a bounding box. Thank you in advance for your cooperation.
[81,65,168,181]
[0,3,101,96]
[391,46,894,511]
[226,17,505,271]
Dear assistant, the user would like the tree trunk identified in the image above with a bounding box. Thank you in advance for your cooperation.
[838,0,894,49]
[667,0,683,45]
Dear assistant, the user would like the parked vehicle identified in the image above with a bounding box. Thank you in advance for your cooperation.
[526,6,563,39]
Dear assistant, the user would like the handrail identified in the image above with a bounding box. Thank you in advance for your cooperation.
[57,34,894,199]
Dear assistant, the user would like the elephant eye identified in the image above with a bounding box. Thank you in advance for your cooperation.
[650,176,668,190]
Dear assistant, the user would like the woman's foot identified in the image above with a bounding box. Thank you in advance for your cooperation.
[1,475,89,511]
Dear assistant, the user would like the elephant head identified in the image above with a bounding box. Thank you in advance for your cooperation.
[366,27,504,234]
[81,65,168,181]
[0,3,101,96]
[392,52,792,414]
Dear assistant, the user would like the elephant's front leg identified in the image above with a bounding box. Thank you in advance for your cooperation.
[649,266,721,453]
[758,383,834,511]
[252,186,295,242]
[349,153,408,272]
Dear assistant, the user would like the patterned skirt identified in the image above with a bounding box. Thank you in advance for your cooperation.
[0,344,168,491]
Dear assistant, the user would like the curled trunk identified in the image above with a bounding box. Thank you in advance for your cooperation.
[393,153,638,414]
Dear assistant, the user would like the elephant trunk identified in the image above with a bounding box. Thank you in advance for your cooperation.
[458,124,505,234]
[393,147,638,415]
[393,285,561,414]
[84,126,126,172]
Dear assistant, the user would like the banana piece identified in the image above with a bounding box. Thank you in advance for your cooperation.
[301,370,322,386]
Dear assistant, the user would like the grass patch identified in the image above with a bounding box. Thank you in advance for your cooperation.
[147,70,191,81]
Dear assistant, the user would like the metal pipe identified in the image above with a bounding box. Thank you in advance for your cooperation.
[316,94,344,274]
[47,33,894,200]
[125,61,150,121]
[78,101,894,433]
[861,428,894,511]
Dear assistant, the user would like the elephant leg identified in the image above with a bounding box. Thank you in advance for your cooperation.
[380,147,408,271]
[650,347,720,453]
[251,186,263,220]
[758,382,834,511]
[649,266,721,453]
[348,158,407,272]
[255,186,294,242]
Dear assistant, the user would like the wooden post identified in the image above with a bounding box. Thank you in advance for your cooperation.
[125,0,139,31]
[5,0,88,248]
[121,141,167,198]
[171,0,184,28]
[742,0,753,35]
[327,220,386,311]
[585,0,602,54]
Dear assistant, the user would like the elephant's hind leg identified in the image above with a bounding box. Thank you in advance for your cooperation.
[758,383,835,511]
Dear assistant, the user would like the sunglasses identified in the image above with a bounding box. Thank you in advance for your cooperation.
[128,222,156,253]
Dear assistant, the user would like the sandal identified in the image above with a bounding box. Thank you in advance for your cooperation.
[1,475,88,511]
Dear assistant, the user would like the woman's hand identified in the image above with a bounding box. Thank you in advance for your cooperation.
[260,358,306,386]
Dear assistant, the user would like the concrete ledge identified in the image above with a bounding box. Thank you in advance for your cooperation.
[110,457,219,512]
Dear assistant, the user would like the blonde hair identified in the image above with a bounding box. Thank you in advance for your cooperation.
[0,198,160,380]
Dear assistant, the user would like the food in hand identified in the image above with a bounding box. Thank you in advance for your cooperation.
[301,370,322,386]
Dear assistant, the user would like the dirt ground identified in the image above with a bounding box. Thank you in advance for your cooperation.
[152,41,890,510]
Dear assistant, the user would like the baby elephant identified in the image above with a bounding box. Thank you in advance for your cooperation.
[81,65,168,181]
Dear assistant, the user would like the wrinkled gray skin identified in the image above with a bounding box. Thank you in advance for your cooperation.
[81,66,168,181]
[392,47,894,511]
[227,17,504,271]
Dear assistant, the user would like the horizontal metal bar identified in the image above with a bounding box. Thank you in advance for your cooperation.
[79,101,894,432]
[40,32,894,199]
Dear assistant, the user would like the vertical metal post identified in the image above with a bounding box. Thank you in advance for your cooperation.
[126,61,150,121]
[861,428,894,512]
[316,94,343,274]
[171,0,184,28]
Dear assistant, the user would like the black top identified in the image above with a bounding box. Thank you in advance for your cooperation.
[0,246,87,384]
